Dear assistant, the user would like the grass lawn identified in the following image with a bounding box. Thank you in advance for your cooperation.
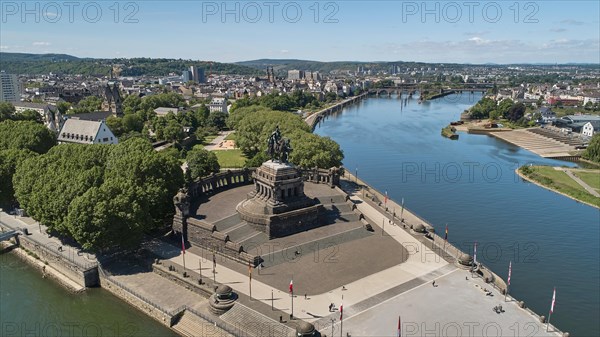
[520,166,600,208]
[214,149,246,168]
[224,133,236,141]
[574,171,600,191]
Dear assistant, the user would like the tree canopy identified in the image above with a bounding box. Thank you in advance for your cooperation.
[583,134,600,163]
[234,107,343,168]
[13,138,184,251]
[186,148,220,180]
[0,120,57,154]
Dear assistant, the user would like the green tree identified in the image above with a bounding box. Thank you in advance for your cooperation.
[66,178,149,250]
[71,96,103,114]
[0,102,16,122]
[13,109,42,123]
[507,102,526,122]
[56,101,71,115]
[583,134,600,163]
[186,148,220,180]
[0,149,37,207]
[207,111,228,130]
[122,113,144,133]
[106,116,124,136]
[235,109,310,157]
[0,120,57,153]
[289,132,344,168]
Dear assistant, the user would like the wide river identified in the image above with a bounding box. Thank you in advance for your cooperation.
[315,93,599,336]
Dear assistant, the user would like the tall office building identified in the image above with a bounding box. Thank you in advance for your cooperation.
[0,71,20,102]
[182,70,192,82]
[197,68,206,83]
[190,65,199,82]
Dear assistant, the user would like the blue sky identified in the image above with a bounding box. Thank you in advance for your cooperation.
[1,1,599,64]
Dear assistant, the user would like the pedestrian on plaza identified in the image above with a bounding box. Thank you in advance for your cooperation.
[304,293,307,300]
[432,280,436,287]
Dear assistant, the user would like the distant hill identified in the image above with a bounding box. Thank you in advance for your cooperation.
[236,58,470,75]
[0,52,260,76]
[0,52,81,62]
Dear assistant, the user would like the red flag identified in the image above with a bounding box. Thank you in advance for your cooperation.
[339,300,343,321]
[550,287,556,314]
[507,261,512,286]
[289,279,293,293]
[444,224,448,241]
[181,233,185,255]
[397,315,401,337]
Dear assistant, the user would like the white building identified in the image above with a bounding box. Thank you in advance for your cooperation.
[58,119,118,145]
[0,72,20,102]
[582,122,598,138]
[208,98,228,113]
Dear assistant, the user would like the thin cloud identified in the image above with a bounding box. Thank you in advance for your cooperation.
[560,19,584,25]
[550,28,567,33]
[32,42,51,46]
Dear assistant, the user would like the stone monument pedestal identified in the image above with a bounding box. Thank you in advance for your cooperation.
[237,160,322,238]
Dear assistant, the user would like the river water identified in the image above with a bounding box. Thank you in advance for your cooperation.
[0,253,176,337]
[315,93,599,336]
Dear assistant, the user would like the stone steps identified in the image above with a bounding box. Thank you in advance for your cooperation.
[214,214,244,232]
[173,312,233,337]
[225,223,258,243]
[220,303,295,337]
[314,194,346,204]
[237,232,269,249]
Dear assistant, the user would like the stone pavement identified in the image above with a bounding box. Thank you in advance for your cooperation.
[204,131,234,151]
[146,181,450,326]
[0,211,97,268]
[337,268,561,337]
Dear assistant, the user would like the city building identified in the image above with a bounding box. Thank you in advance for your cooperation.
[208,98,228,113]
[58,119,118,145]
[182,70,192,82]
[288,70,304,81]
[0,71,20,102]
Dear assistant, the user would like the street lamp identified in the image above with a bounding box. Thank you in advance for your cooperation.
[330,318,336,337]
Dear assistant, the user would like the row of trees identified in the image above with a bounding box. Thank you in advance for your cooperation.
[232,106,344,169]
[230,91,323,113]
[12,138,183,251]
[0,121,57,207]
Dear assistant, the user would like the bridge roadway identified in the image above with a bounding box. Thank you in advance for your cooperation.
[0,229,18,242]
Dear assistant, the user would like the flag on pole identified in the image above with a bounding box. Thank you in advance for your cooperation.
[248,262,252,280]
[473,242,477,264]
[181,233,185,255]
[397,315,401,337]
[289,279,293,293]
[444,224,448,241]
[339,298,343,321]
[507,261,512,286]
[384,191,388,205]
[213,253,216,269]
[550,287,556,314]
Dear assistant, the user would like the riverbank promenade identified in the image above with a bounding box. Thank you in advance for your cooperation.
[146,175,563,336]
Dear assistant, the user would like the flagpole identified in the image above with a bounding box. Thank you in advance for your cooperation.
[382,217,385,235]
[249,262,252,299]
[547,287,556,332]
[505,261,512,302]
[400,198,405,223]
[340,294,343,337]
[291,276,294,319]
[181,233,186,274]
